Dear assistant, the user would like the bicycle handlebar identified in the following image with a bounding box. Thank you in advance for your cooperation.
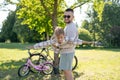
[27,48,46,58]
[28,49,31,56]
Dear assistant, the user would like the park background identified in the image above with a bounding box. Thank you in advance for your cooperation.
[0,0,120,80]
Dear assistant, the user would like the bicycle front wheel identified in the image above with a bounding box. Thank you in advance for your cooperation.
[18,65,30,77]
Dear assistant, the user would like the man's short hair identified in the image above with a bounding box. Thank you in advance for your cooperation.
[65,8,74,13]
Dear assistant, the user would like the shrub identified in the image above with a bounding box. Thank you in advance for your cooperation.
[78,28,93,48]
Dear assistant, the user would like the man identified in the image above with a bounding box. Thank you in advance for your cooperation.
[59,8,78,80]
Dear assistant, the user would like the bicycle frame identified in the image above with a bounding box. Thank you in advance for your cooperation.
[18,49,54,77]
[25,58,51,71]
[39,48,56,61]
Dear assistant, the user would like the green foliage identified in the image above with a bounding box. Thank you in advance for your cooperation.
[93,0,112,21]
[78,28,92,41]
[17,0,47,31]
[99,3,120,47]
[93,0,105,21]
[110,26,120,47]
[81,20,92,32]
[16,0,53,41]
[1,11,18,42]
[16,0,65,40]
[82,2,120,47]
[78,28,92,48]
[0,0,66,43]
[102,3,120,26]
[13,19,43,43]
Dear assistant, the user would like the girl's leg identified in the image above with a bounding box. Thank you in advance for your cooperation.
[63,70,74,80]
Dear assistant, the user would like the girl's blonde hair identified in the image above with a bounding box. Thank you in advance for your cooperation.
[54,27,64,36]
[51,27,64,40]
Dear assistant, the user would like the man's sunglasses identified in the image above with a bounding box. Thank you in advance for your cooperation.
[63,15,71,18]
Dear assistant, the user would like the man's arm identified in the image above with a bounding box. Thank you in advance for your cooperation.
[64,24,78,42]
[73,39,93,45]
[82,41,93,45]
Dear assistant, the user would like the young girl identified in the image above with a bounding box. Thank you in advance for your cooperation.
[28,27,92,80]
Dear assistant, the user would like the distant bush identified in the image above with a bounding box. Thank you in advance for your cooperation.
[78,28,93,48]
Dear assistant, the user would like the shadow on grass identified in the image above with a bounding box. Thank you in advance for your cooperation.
[0,59,26,80]
[0,59,83,80]
[73,71,84,80]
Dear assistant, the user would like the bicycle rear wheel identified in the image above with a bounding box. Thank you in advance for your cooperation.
[72,55,78,70]
[42,63,53,75]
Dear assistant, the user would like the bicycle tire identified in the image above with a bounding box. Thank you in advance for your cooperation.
[30,54,46,73]
[72,55,78,70]
[18,65,30,77]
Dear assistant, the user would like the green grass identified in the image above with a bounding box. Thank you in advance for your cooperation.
[0,43,120,80]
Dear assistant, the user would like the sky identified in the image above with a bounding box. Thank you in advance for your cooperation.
[0,0,16,30]
[0,0,89,30]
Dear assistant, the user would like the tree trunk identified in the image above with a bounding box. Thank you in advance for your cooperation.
[52,0,60,74]
[40,0,59,74]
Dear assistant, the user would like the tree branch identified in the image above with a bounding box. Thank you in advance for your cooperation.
[5,0,18,5]
[71,0,90,9]
[71,2,86,9]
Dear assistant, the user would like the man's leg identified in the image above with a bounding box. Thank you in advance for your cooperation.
[63,70,74,80]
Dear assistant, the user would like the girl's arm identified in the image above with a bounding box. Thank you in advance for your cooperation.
[28,40,54,49]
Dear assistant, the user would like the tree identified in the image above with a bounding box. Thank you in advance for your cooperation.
[110,26,120,47]
[13,18,43,43]
[1,11,18,42]
[100,3,120,47]
[82,1,120,47]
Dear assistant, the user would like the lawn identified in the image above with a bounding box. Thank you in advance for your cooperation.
[0,43,120,80]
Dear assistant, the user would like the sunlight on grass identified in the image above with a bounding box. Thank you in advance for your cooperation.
[74,49,120,80]
[0,49,27,63]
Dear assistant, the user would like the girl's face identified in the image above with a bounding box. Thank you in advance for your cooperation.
[56,34,64,44]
